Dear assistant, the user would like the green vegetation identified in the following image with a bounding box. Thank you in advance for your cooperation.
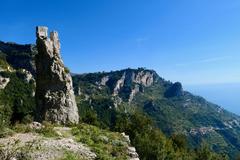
[64,66,70,73]
[72,124,129,160]
[113,111,228,160]
[0,59,10,71]
[73,68,240,159]
[77,94,117,129]
[0,70,35,124]
[35,121,59,138]
[78,104,229,159]
[0,56,35,138]
[0,42,240,159]
[60,151,86,160]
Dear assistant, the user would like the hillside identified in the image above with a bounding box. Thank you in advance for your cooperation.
[0,40,139,160]
[0,40,239,159]
[0,122,137,160]
[72,68,240,158]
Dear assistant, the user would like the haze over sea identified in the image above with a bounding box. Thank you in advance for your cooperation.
[185,83,240,116]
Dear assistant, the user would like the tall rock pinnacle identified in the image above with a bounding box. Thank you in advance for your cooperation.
[35,26,79,124]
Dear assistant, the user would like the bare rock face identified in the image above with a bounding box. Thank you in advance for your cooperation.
[35,26,79,124]
[0,76,10,89]
[100,76,109,86]
[132,70,154,87]
[113,73,126,96]
[121,132,140,160]
[112,70,155,102]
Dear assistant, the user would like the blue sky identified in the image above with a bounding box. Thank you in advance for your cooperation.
[1,0,240,85]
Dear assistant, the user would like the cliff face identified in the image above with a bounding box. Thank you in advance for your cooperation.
[35,26,79,124]
[111,69,156,103]
[73,68,158,105]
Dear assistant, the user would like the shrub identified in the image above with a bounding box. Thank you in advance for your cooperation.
[72,124,128,159]
[64,67,70,73]
[60,151,83,160]
[36,121,58,137]
[81,110,99,126]
[0,71,35,124]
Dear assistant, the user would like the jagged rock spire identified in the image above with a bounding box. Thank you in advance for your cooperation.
[35,26,79,124]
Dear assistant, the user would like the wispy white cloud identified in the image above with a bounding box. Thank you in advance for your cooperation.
[176,56,232,67]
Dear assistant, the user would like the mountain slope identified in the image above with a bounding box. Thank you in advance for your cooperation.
[0,122,138,160]
[0,42,140,160]
[1,41,239,159]
[0,41,36,75]
[72,68,240,158]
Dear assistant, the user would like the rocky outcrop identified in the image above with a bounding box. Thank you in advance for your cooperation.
[0,76,10,89]
[113,70,155,102]
[100,76,109,86]
[190,127,215,135]
[121,133,139,160]
[113,73,126,96]
[35,26,79,124]
[17,69,35,83]
[129,84,140,102]
[0,132,96,160]
[132,70,154,87]
[164,82,183,98]
[73,69,156,105]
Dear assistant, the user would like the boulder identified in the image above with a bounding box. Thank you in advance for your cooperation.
[29,122,43,130]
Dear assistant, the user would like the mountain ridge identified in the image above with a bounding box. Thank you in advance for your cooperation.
[72,67,240,158]
[1,40,240,159]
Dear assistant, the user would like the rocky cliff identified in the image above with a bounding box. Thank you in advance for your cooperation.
[35,26,79,124]
[111,69,156,102]
[73,68,158,106]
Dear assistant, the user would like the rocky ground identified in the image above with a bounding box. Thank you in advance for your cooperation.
[0,128,96,160]
[0,123,139,160]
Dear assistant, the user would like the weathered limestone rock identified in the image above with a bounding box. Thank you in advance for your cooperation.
[29,122,43,130]
[100,76,109,86]
[128,84,140,102]
[113,73,126,96]
[0,76,10,89]
[132,71,154,87]
[112,70,155,102]
[128,147,139,159]
[18,69,34,83]
[121,132,130,143]
[121,132,140,160]
[35,26,79,124]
